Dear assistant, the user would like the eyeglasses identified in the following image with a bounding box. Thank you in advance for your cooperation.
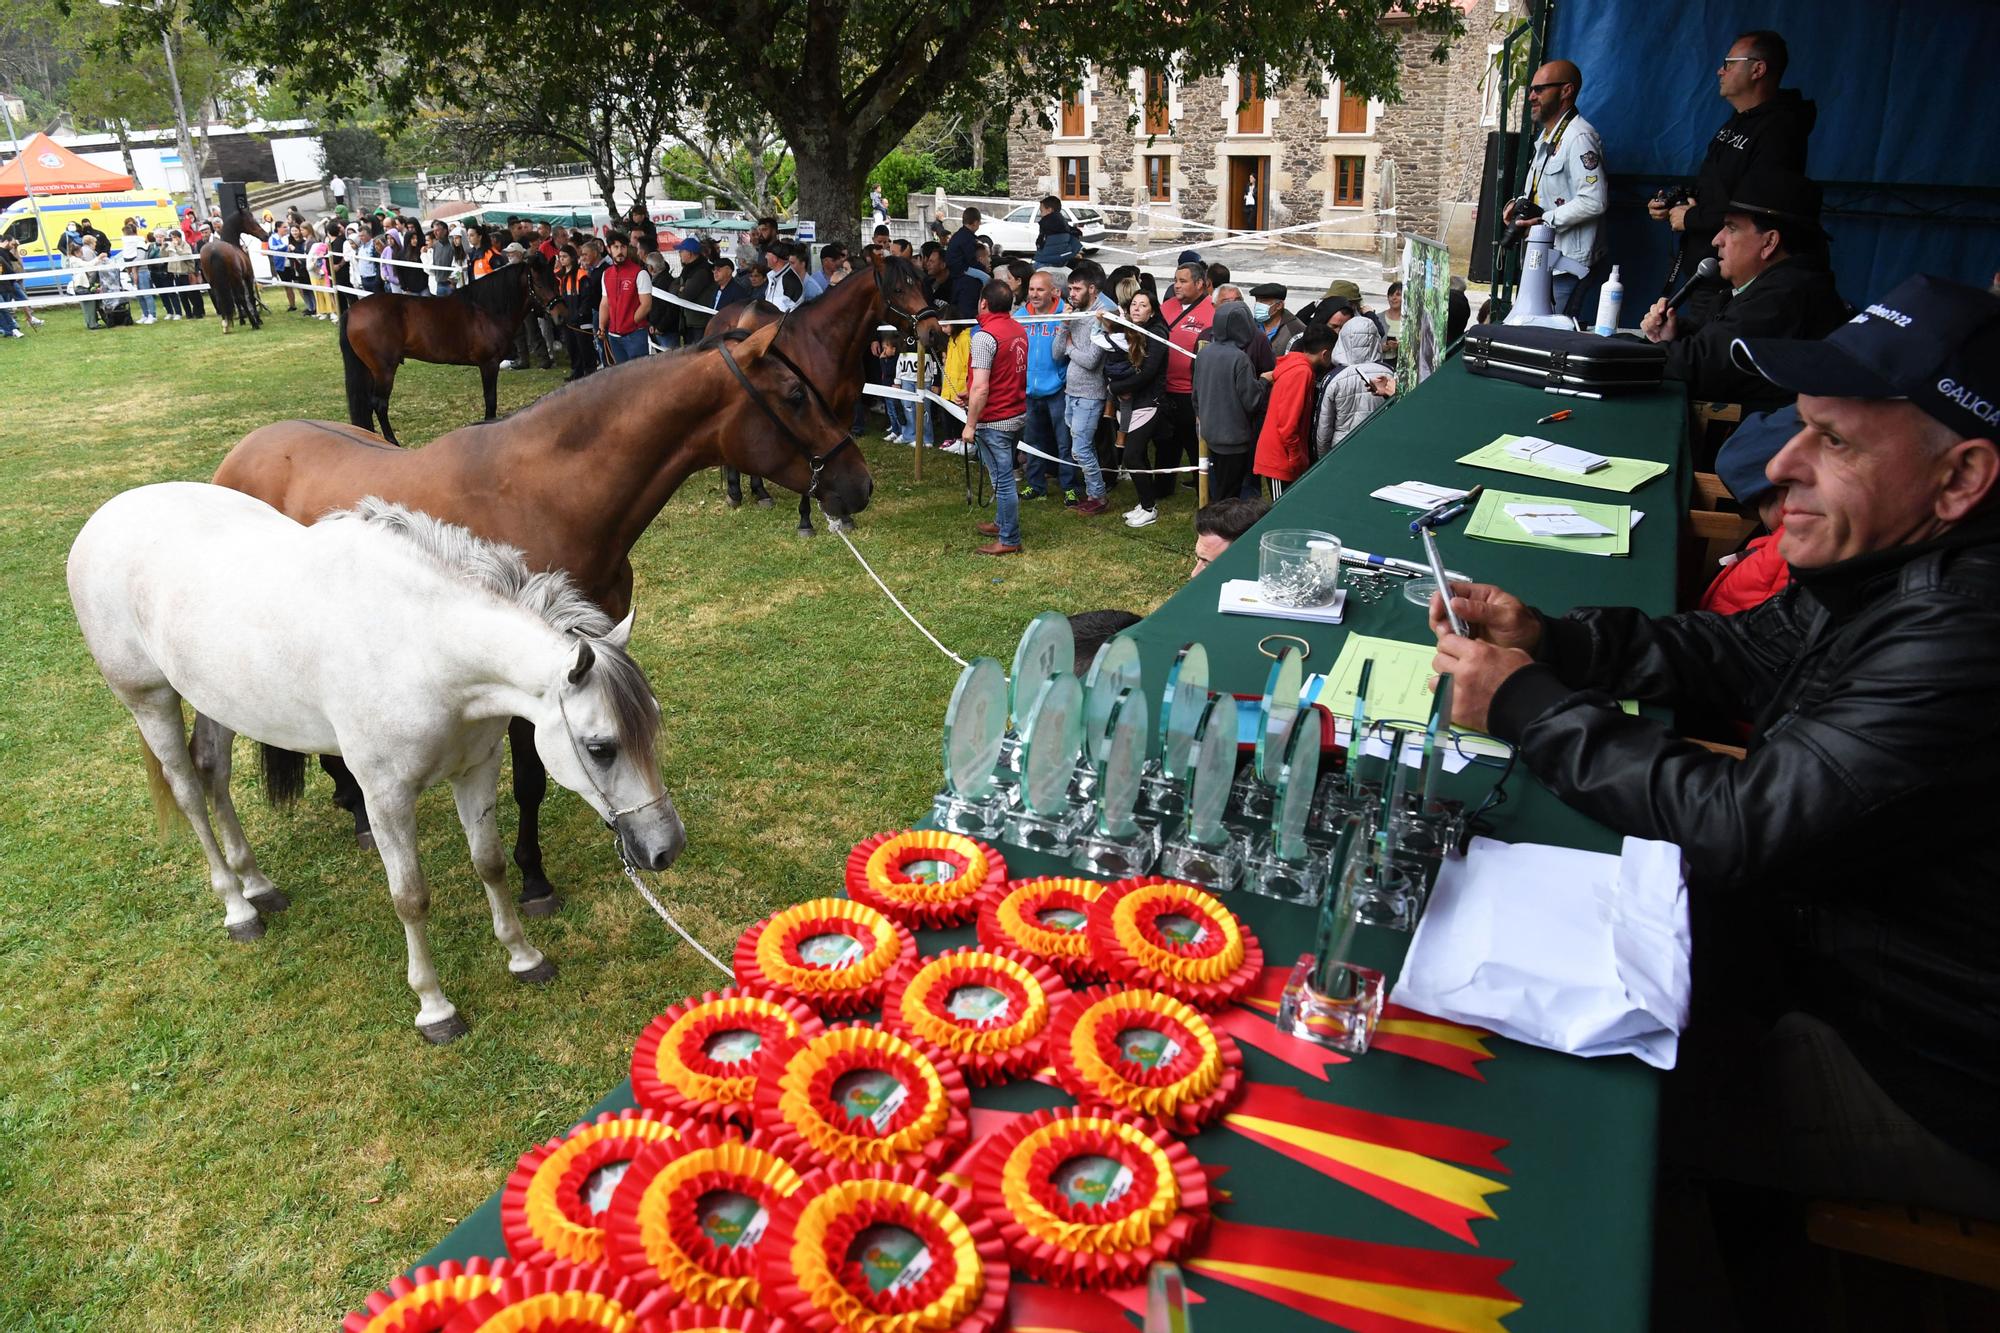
[1527,81,1570,94]
[1719,56,1760,66]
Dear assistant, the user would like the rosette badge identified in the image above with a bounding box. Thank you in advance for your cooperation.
[881,947,1071,1086]
[343,1257,512,1333]
[1047,987,1245,1136]
[752,1025,972,1174]
[439,1260,674,1332]
[845,830,1008,930]
[501,1110,685,1268]
[974,877,1111,985]
[1085,876,1263,1010]
[632,988,827,1128]
[733,898,918,1019]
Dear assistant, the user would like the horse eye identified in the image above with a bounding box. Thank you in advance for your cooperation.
[786,383,807,404]
[585,742,616,763]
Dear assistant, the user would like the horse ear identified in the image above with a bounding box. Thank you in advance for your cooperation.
[605,609,634,650]
[568,639,595,684]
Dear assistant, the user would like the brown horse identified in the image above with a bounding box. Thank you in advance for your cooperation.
[199,210,269,334]
[340,255,559,445]
[213,253,941,910]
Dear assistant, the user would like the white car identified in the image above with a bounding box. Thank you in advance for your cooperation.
[984,203,1107,259]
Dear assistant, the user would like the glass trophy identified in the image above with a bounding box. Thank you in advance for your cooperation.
[931,656,1010,837]
[1347,727,1427,932]
[1311,657,1382,837]
[1139,642,1207,824]
[1397,673,1469,863]
[1227,646,1303,832]
[1157,695,1249,893]
[1073,688,1163,877]
[1004,673,1088,853]
[1242,707,1335,905]
[1072,634,1144,803]
[1275,824,1386,1054]
[998,612,1075,787]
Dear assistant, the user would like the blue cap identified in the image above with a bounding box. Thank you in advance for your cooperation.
[1732,274,2000,439]
[675,237,703,255]
[1177,249,1203,266]
[1714,404,1799,508]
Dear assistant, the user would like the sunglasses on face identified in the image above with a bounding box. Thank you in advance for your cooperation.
[1528,81,1570,94]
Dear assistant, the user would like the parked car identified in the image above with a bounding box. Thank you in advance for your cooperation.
[984,202,1107,260]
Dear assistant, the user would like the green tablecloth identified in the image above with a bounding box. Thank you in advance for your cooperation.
[415,360,1689,1330]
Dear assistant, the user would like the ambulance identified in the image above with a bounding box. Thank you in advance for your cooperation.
[1,190,185,289]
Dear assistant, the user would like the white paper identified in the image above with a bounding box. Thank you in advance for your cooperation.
[1507,504,1614,538]
[1372,481,1469,509]
[1218,579,1345,624]
[1504,437,1610,474]
[1330,718,1476,773]
[1391,835,1692,1067]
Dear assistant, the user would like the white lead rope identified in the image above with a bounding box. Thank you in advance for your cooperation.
[828,518,970,667]
[618,859,735,980]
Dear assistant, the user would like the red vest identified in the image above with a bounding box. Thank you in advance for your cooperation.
[976,310,1030,423]
[601,258,647,335]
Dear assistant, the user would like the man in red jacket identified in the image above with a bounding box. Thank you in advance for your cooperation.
[1253,326,1340,496]
[962,278,1031,555]
[1699,403,1797,614]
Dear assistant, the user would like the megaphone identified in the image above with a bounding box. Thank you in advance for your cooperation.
[1505,224,1589,329]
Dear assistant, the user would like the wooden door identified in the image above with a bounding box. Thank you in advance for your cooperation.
[1228,157,1268,234]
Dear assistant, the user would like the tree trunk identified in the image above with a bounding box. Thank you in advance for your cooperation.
[113,122,138,182]
[787,128,862,251]
[969,109,988,181]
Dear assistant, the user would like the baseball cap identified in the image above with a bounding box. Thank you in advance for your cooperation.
[676,237,703,255]
[503,241,528,255]
[1732,274,2000,440]
[1248,282,1287,301]
[1713,403,1800,508]
[1176,249,1203,265]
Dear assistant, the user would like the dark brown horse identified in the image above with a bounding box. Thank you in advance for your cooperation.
[340,255,559,445]
[199,210,268,334]
[214,253,941,911]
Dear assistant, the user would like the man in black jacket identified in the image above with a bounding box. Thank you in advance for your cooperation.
[1640,168,1847,411]
[1432,274,2000,1218]
[671,238,717,343]
[1652,30,1815,322]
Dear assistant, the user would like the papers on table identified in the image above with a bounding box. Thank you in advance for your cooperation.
[1218,579,1346,624]
[1504,502,1615,538]
[1502,435,1609,474]
[1393,835,1692,1068]
[1304,634,1511,760]
[1457,434,1670,493]
[1371,480,1470,510]
[1467,489,1634,557]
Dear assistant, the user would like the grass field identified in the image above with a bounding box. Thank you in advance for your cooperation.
[0,304,1191,1329]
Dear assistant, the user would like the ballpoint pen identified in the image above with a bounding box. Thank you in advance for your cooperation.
[1338,548,1426,577]
[1534,409,1573,425]
[1409,484,1482,534]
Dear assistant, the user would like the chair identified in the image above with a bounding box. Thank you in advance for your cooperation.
[1692,400,1744,471]
[1807,1201,2000,1330]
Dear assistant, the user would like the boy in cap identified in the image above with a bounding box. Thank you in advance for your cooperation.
[1698,403,1797,615]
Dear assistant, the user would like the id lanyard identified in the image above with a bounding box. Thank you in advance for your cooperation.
[1527,109,1577,207]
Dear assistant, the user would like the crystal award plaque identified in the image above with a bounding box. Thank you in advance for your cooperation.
[1243,707,1335,905]
[1073,688,1163,877]
[1227,645,1304,832]
[1003,673,1088,853]
[1139,641,1207,824]
[998,612,1075,786]
[1072,634,1143,803]
[1158,694,1248,892]
[931,656,1010,836]
[1276,825,1385,1054]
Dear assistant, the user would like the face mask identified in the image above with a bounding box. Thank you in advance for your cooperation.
[1252,301,1270,322]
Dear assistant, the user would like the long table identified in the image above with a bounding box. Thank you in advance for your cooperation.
[416,360,1689,1331]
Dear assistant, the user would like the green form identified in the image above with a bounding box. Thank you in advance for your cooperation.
[1457,434,1669,493]
[1465,488,1632,557]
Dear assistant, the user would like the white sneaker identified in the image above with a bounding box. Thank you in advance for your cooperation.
[499,359,516,369]
[940,441,971,456]
[1124,507,1158,528]
[28,316,44,326]
[1122,504,1147,520]
[6,328,21,338]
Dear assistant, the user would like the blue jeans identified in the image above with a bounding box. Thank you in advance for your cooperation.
[607,330,649,364]
[883,390,911,439]
[1022,393,1074,493]
[974,424,1023,547]
[134,264,155,320]
[1063,394,1108,500]
[901,378,935,444]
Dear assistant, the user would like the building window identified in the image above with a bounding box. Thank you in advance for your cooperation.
[1237,69,1265,134]
[1059,93,1085,138]
[1059,156,1091,200]
[1145,155,1172,202]
[1337,90,1368,134]
[1481,45,1503,126]
[1333,155,1366,207]
[1144,71,1172,135]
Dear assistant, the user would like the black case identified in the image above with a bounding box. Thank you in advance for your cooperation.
[1461,325,1666,394]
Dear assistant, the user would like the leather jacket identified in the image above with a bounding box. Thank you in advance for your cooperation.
[1488,512,2000,1164]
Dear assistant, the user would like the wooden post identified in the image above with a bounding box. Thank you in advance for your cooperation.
[912,340,927,483]
[1197,432,1210,507]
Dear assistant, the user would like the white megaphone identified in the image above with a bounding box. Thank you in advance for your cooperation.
[1505,223,1590,329]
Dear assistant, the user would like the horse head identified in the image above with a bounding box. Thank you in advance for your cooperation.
[226,210,270,246]
[713,323,874,522]
[531,610,684,872]
[873,251,949,360]
[520,251,559,318]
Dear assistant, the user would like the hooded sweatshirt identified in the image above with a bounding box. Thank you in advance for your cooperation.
[1332,316,1385,369]
[1673,89,1817,284]
[1254,349,1323,482]
[1190,301,1268,452]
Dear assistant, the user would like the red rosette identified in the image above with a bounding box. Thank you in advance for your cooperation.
[880,946,1070,1086]
[1084,876,1263,1010]
[501,1109,686,1268]
[974,877,1112,985]
[968,1107,1211,1288]
[663,1306,794,1333]
[759,1165,1009,1333]
[602,1122,805,1311]
[343,1256,513,1333]
[440,1260,676,1332]
[632,988,827,1128]
[732,898,919,1019]
[1046,987,1245,1136]
[750,1024,972,1174]
[844,830,1007,930]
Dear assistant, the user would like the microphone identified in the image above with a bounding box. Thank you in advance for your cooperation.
[1665,257,1721,309]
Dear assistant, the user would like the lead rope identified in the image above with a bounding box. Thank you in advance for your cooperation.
[617,848,735,980]
[826,518,970,668]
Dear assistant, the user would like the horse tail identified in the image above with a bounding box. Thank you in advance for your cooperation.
[138,735,188,839]
[259,745,306,806]
[339,310,373,430]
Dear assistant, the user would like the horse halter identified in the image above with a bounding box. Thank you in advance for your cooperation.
[555,683,673,823]
[716,332,856,499]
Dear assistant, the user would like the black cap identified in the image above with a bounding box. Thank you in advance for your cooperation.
[1714,404,1799,507]
[1732,274,2000,439]
[1248,282,1287,301]
[1176,249,1204,266]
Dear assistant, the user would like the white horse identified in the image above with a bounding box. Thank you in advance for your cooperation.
[67,482,685,1042]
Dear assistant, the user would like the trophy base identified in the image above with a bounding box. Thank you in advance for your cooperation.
[1071,822,1163,879]
[991,734,1023,792]
[1136,764,1187,824]
[931,788,1011,839]
[1276,955,1386,1054]
[1224,769,1275,834]
[1065,759,1100,806]
[1350,859,1428,932]
[1004,803,1089,855]
[1241,843,1335,907]
[1157,833,1249,894]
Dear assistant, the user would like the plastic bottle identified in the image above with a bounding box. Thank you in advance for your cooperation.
[1593,266,1624,337]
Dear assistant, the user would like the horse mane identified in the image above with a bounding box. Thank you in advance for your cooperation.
[330,498,658,756]
[454,258,536,318]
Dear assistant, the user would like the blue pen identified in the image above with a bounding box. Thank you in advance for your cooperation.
[1409,485,1483,533]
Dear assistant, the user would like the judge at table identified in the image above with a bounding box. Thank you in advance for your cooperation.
[1428,275,2000,1220]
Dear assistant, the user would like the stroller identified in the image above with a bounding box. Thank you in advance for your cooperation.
[95,261,134,328]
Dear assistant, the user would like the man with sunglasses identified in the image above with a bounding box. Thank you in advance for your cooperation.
[1650,30,1815,324]
[1502,60,1607,316]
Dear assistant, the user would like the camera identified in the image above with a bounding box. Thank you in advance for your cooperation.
[1499,196,1544,248]
[1651,184,1696,210]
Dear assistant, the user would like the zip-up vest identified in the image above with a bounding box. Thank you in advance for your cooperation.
[976,310,1030,423]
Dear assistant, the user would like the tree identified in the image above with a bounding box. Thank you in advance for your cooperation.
[657,112,792,217]
[197,1,1465,247]
[319,126,389,182]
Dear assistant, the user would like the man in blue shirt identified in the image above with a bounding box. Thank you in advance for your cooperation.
[1018,269,1071,501]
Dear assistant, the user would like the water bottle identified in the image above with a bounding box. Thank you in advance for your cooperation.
[1593,266,1624,337]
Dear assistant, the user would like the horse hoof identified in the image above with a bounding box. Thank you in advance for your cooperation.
[418,1012,471,1044]
[726,495,742,510]
[226,915,266,942]
[830,517,855,534]
[356,829,377,851]
[519,891,563,919]
[247,887,291,915]
[755,496,775,509]
[512,957,559,985]
[795,524,816,538]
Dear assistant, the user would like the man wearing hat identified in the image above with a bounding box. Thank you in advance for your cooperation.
[1697,403,1797,616]
[1249,283,1304,356]
[1430,275,2000,1225]
[1640,168,1848,410]
[671,238,717,344]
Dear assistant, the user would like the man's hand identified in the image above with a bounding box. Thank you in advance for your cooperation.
[960,421,976,445]
[1639,297,1677,344]
[1427,581,1541,651]
[1646,197,1670,221]
[1668,202,1693,233]
[1432,634,1535,732]
[1367,373,1397,398]
[1501,199,1518,225]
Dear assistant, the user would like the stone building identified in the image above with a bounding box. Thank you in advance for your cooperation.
[1006,1,1510,260]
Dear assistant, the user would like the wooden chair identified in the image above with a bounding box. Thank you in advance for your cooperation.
[1692,400,1745,471]
[1807,1201,2000,1330]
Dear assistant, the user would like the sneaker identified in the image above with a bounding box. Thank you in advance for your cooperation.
[499,359,517,370]
[1075,497,1109,516]
[1063,489,1081,508]
[1122,504,1147,520]
[1124,506,1158,528]
[28,316,43,327]
[1021,487,1047,501]
[6,329,21,338]
[940,441,971,456]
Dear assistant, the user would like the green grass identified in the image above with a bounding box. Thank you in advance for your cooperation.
[0,303,1192,1329]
